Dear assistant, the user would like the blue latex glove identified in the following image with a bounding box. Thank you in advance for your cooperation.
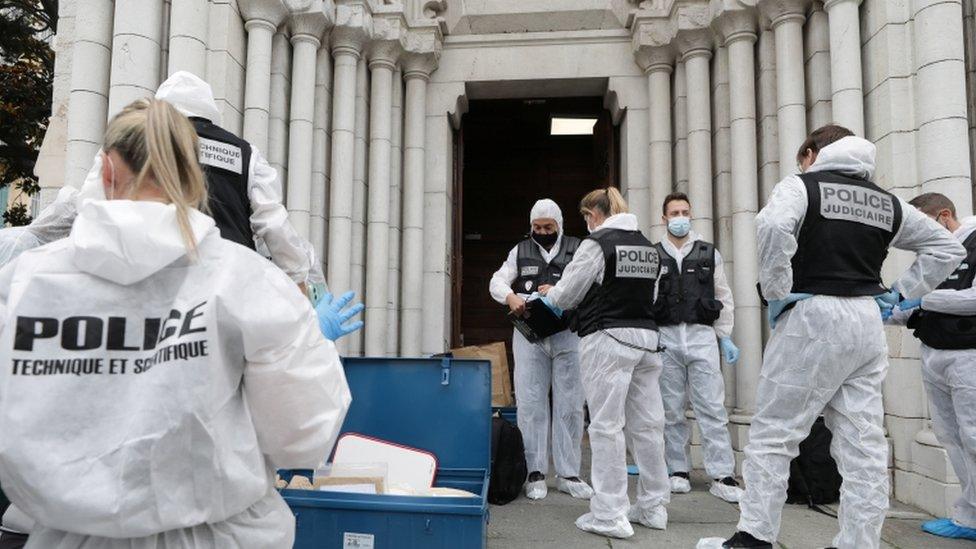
[874,296,894,320]
[898,297,922,311]
[767,293,814,329]
[719,337,740,365]
[875,288,901,307]
[315,291,365,341]
[539,296,563,317]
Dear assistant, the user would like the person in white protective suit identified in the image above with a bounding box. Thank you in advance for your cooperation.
[539,187,670,539]
[488,199,593,501]
[0,98,352,549]
[653,192,743,503]
[886,193,976,542]
[698,125,965,549]
[12,71,337,305]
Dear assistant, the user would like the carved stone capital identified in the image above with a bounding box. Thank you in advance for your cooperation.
[239,0,289,28]
[331,1,372,58]
[368,6,406,70]
[288,0,333,45]
[758,0,811,27]
[712,6,759,46]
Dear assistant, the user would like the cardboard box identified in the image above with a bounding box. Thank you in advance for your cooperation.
[450,342,513,407]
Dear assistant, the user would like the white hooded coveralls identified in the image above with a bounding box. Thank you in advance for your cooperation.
[739,136,965,549]
[489,199,585,479]
[546,213,670,522]
[657,232,737,479]
[17,71,314,285]
[0,200,351,548]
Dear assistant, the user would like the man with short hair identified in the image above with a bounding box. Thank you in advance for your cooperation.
[890,192,976,541]
[653,192,742,503]
[702,125,965,549]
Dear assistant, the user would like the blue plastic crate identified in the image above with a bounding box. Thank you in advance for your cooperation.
[282,357,492,549]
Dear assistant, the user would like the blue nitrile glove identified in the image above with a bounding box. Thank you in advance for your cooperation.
[899,297,923,311]
[874,296,894,320]
[315,291,365,341]
[540,296,563,317]
[767,293,814,329]
[719,337,740,365]
[875,288,901,307]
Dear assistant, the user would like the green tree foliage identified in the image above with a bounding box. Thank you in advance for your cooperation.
[0,0,58,226]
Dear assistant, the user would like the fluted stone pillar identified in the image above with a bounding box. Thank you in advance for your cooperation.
[399,46,438,357]
[804,2,832,130]
[239,0,287,153]
[268,30,291,182]
[719,9,764,419]
[676,31,714,240]
[349,57,369,355]
[673,61,689,194]
[310,44,334,263]
[65,0,114,189]
[757,26,780,203]
[327,5,370,355]
[108,0,165,116]
[824,0,865,135]
[167,0,208,77]
[634,40,674,242]
[713,45,733,257]
[913,0,973,216]
[387,69,404,356]
[286,6,329,239]
[760,0,809,178]
[364,11,405,357]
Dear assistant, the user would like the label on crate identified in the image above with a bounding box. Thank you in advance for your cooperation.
[343,532,375,549]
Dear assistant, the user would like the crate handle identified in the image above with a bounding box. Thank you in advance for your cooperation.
[440,358,451,386]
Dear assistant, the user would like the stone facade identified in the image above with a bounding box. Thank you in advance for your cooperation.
[35,0,976,516]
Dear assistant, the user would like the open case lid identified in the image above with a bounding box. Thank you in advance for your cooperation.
[336,357,492,473]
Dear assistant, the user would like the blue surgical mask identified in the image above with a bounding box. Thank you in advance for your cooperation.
[667,216,691,238]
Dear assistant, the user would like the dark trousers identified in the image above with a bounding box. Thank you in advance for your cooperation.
[0,531,28,549]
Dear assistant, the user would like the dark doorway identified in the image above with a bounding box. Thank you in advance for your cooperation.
[454,97,619,354]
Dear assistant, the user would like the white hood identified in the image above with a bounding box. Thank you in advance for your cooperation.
[807,135,876,180]
[592,213,639,233]
[154,71,223,126]
[70,200,217,285]
[530,198,564,234]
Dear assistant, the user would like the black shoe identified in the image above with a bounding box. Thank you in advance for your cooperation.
[716,476,739,487]
[672,471,690,480]
[527,471,545,482]
[722,531,773,548]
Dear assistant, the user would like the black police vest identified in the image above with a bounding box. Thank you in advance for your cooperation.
[791,171,902,296]
[909,230,976,350]
[191,118,255,249]
[511,236,580,295]
[574,228,659,338]
[654,240,723,326]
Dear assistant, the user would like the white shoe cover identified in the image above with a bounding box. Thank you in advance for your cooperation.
[709,481,744,503]
[575,512,634,539]
[696,537,728,549]
[525,479,548,500]
[556,477,594,499]
[670,475,692,493]
[627,504,668,530]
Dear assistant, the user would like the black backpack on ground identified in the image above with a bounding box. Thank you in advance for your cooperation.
[489,416,528,505]
[787,417,842,506]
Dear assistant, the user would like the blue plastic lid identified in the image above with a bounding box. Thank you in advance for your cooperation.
[336,357,492,473]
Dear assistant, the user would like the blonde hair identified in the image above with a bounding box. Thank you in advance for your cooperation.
[580,187,628,218]
[103,98,209,255]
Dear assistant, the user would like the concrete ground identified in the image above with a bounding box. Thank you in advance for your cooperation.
[488,451,972,548]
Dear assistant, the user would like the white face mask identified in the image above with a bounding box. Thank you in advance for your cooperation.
[667,216,691,238]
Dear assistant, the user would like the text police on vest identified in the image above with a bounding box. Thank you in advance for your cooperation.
[615,246,659,279]
[819,182,895,231]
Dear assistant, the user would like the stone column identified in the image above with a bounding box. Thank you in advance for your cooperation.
[757,26,780,203]
[760,0,809,178]
[673,61,689,194]
[349,57,369,355]
[632,13,675,242]
[108,0,165,117]
[913,0,973,216]
[719,9,764,420]
[364,10,405,357]
[326,4,370,356]
[399,36,439,357]
[824,0,865,135]
[387,69,404,356]
[167,0,209,77]
[310,43,334,263]
[268,30,291,182]
[65,0,114,189]
[240,0,288,154]
[285,5,329,239]
[676,30,714,241]
[804,2,832,131]
[713,45,733,256]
